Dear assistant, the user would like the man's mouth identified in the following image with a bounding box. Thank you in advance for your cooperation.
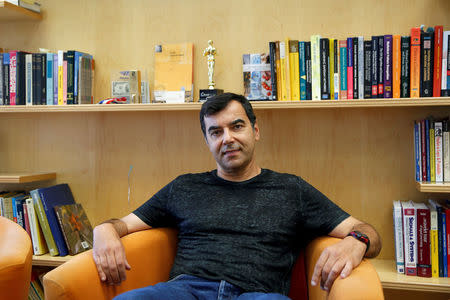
[223,148,240,156]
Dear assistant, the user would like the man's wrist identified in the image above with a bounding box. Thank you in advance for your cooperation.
[98,218,128,237]
[347,230,370,254]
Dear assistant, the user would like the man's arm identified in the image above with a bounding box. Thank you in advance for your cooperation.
[310,216,382,291]
[92,213,151,285]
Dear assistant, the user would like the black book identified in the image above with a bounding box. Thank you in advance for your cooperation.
[305,41,312,100]
[420,27,434,97]
[269,42,277,100]
[333,40,339,99]
[371,36,378,98]
[353,37,359,99]
[3,54,9,105]
[39,53,46,105]
[377,36,385,98]
[400,36,411,98]
[15,51,27,105]
[443,38,450,97]
[320,38,330,99]
[32,53,40,105]
[363,40,372,98]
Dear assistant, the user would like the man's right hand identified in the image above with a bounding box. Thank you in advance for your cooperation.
[92,223,131,285]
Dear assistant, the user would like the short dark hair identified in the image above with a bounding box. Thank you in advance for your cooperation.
[199,93,256,137]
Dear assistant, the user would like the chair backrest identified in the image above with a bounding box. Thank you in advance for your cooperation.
[0,216,33,300]
[288,250,308,300]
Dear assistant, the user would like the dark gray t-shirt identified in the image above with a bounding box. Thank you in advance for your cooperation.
[134,169,349,295]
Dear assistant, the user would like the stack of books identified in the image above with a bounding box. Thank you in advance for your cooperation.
[264,25,449,101]
[0,50,94,105]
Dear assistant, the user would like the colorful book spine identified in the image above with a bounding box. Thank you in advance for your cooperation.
[58,50,64,105]
[289,40,300,100]
[299,42,307,100]
[53,54,58,105]
[269,42,278,100]
[403,200,417,276]
[339,40,347,99]
[25,54,32,106]
[284,38,291,100]
[435,121,443,182]
[401,36,411,98]
[329,39,335,100]
[393,201,405,273]
[9,51,17,105]
[2,53,10,105]
[444,120,450,182]
[433,26,443,97]
[352,37,358,99]
[442,31,450,96]
[371,36,379,97]
[364,40,372,98]
[420,27,434,97]
[393,35,401,98]
[441,207,448,277]
[347,37,354,99]
[66,51,75,104]
[426,119,431,181]
[63,54,68,105]
[377,36,385,98]
[410,27,421,98]
[358,36,364,99]
[311,35,321,100]
[320,38,330,100]
[415,202,431,277]
[414,121,422,181]
[430,121,435,182]
[25,198,48,255]
[22,201,31,238]
[333,40,340,100]
[305,42,312,100]
[279,41,287,101]
[384,35,393,98]
[428,203,438,277]
[46,53,54,105]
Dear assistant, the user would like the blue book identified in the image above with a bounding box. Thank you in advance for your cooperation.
[33,184,76,256]
[46,53,54,105]
[53,54,58,105]
[414,122,421,181]
[442,208,448,277]
[11,194,26,225]
[339,42,347,97]
[299,42,307,100]
[73,51,92,104]
[425,119,430,181]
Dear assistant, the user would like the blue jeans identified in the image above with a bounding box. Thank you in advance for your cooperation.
[114,274,291,300]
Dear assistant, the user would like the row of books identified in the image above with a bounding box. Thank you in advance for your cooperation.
[29,269,45,300]
[0,184,93,257]
[0,50,94,105]
[255,25,450,101]
[414,117,450,182]
[393,199,449,278]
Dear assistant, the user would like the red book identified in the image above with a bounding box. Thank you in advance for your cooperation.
[433,26,443,97]
[9,50,17,105]
[444,202,450,276]
[415,203,431,277]
[22,202,31,238]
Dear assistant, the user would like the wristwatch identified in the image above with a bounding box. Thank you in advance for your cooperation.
[347,230,370,254]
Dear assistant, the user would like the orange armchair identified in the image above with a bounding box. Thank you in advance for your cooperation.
[0,216,33,300]
[44,228,383,300]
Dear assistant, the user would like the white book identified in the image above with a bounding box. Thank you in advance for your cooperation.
[393,201,405,273]
[311,35,321,100]
[25,198,46,255]
[444,122,450,182]
[435,121,443,182]
[334,42,340,100]
[25,54,32,106]
[358,36,364,99]
[442,31,449,91]
[402,200,417,276]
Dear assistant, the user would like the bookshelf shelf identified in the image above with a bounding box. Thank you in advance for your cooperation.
[0,97,449,112]
[371,259,450,293]
[0,1,41,21]
[0,172,56,183]
[415,182,450,193]
[32,254,73,267]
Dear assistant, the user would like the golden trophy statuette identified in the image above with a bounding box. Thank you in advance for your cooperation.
[199,40,223,102]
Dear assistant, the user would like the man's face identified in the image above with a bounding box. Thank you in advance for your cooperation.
[203,100,260,174]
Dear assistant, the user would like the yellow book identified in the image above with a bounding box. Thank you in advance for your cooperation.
[392,35,401,99]
[284,38,291,100]
[58,50,64,105]
[429,204,439,277]
[329,39,335,99]
[430,125,435,182]
[288,40,300,100]
[26,198,49,256]
[279,41,287,101]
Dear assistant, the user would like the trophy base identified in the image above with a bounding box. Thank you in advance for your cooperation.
[199,89,224,102]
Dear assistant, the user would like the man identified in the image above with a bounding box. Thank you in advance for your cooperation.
[93,93,381,299]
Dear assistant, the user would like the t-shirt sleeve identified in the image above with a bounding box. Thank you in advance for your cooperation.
[133,181,177,228]
[297,177,350,237]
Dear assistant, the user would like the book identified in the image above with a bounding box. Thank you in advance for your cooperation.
[25,198,48,256]
[441,31,450,96]
[357,37,364,100]
[111,70,142,103]
[78,55,94,104]
[311,35,321,100]
[154,43,194,103]
[384,35,393,98]
[401,36,411,98]
[433,26,443,97]
[347,37,354,99]
[279,41,287,101]
[377,36,385,98]
[392,35,401,99]
[402,200,417,276]
[305,42,312,100]
[339,40,348,99]
[352,37,359,99]
[414,121,422,182]
[46,53,53,105]
[320,38,330,100]
[269,42,278,100]
[274,41,282,101]
[57,50,64,105]
[364,40,372,98]
[333,40,340,100]
[435,121,443,182]
[371,36,379,98]
[429,199,446,277]
[444,120,450,182]
[54,203,93,255]
[25,53,32,105]
[31,189,58,256]
[393,201,405,273]
[430,120,435,182]
[31,184,76,257]
[299,41,307,100]
[289,40,300,100]
[73,51,92,104]
[22,201,31,238]
[329,39,335,99]
[415,202,431,277]
[284,38,291,100]
[2,53,9,105]
[428,202,439,277]
[410,27,421,98]
[420,26,434,97]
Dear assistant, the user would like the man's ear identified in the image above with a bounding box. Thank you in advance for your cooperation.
[253,121,260,141]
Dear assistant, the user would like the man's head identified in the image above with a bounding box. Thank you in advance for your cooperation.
[199,93,260,178]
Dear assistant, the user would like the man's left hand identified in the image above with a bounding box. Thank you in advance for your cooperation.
[310,236,366,291]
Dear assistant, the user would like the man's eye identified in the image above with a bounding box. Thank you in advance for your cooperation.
[210,131,219,136]
[234,124,243,129]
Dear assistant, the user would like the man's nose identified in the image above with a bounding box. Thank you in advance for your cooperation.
[222,128,234,144]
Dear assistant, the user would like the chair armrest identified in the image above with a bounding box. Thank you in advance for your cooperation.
[43,228,178,300]
[305,236,384,300]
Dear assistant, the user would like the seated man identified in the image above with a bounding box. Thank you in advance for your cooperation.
[92,93,381,300]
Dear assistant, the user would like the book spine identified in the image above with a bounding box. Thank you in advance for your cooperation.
[403,204,417,276]
[347,37,354,99]
[339,40,347,99]
[30,190,59,256]
[25,198,48,255]
[0,53,3,105]
[441,209,448,277]
[446,208,450,276]
[444,121,450,182]
[384,35,393,98]
[421,30,433,97]
[417,207,431,277]
[311,35,321,100]
[25,54,32,106]
[377,36,385,98]
[426,119,431,181]
[63,54,68,105]
[430,121,435,182]
[442,31,449,96]
[269,42,278,100]
[421,119,427,181]
[364,41,372,98]
[410,27,421,98]
[289,40,300,100]
[279,41,287,101]
[305,42,312,100]
[66,51,75,104]
[22,202,31,238]
[437,206,444,276]
[16,52,27,105]
[401,36,411,98]
[333,40,340,100]
[320,38,330,100]
[58,50,64,105]
[2,54,10,105]
[415,122,421,181]
[32,54,38,105]
[299,42,306,100]
[329,39,334,100]
[371,36,378,97]
[433,26,443,97]
[54,206,73,256]
[39,53,46,105]
[358,36,364,99]
[284,38,291,100]
[429,206,439,277]
[435,121,443,182]
[9,51,17,105]
[53,54,58,105]
[352,37,359,99]
[46,53,53,105]
[393,202,405,273]
[393,35,401,98]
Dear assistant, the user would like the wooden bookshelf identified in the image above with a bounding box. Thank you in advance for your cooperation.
[371,259,450,293]
[0,172,56,183]
[0,97,449,113]
[0,1,41,21]
[416,182,450,193]
[32,253,72,267]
